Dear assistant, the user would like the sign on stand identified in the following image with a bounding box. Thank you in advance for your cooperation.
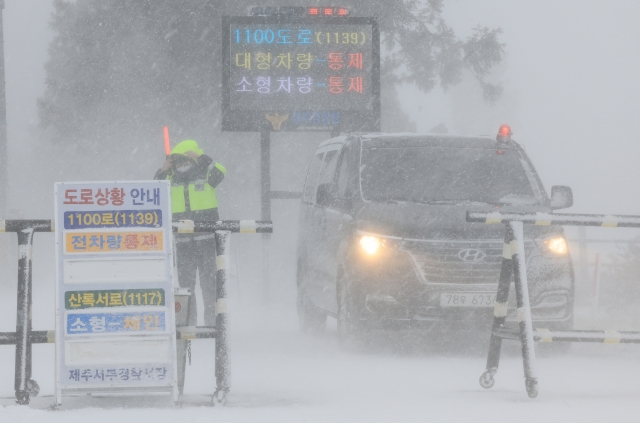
[221,10,380,302]
[54,181,177,404]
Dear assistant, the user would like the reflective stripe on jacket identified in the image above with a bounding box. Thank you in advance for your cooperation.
[154,150,226,216]
[168,161,226,213]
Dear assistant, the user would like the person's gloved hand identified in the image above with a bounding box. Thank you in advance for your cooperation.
[161,157,172,171]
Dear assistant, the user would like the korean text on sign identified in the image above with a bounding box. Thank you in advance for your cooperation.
[228,23,374,112]
[65,232,163,253]
[65,289,165,309]
[68,367,168,383]
[63,187,161,207]
[64,210,162,229]
[66,312,166,335]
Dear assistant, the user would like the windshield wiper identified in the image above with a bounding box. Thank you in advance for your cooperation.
[371,197,514,206]
[375,198,462,205]
[461,199,503,206]
[410,199,504,206]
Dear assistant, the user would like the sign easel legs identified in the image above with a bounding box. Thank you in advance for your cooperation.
[480,221,538,398]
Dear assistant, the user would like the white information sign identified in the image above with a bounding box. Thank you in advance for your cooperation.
[54,181,177,403]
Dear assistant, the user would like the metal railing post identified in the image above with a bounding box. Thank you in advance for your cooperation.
[14,228,35,405]
[578,226,588,287]
[261,130,271,304]
[213,230,230,405]
[480,225,515,389]
[509,221,539,398]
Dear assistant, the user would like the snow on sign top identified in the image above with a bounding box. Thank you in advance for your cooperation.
[54,181,178,405]
[222,15,380,132]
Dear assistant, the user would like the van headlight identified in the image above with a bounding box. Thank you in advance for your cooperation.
[358,235,401,256]
[360,236,381,255]
[537,237,568,256]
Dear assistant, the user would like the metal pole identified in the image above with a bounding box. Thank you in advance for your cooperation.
[509,221,538,398]
[260,129,271,304]
[578,227,588,288]
[15,229,35,405]
[479,226,515,389]
[213,230,230,405]
[592,252,600,317]
[172,220,272,234]
[0,0,7,216]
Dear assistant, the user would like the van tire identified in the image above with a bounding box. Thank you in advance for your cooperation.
[337,271,365,348]
[297,259,327,333]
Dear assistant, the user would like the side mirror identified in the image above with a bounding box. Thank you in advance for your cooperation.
[550,186,573,210]
[316,183,334,207]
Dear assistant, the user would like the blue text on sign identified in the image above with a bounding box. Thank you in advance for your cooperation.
[66,312,166,335]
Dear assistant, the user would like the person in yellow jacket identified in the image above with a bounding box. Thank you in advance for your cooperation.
[155,140,226,326]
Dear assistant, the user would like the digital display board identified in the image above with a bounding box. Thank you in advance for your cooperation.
[222,16,380,132]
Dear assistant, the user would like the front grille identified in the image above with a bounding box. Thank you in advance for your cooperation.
[401,239,534,285]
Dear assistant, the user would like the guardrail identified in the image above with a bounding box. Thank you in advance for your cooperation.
[466,211,640,398]
[0,219,272,405]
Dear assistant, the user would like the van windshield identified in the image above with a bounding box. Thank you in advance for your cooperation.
[360,147,540,205]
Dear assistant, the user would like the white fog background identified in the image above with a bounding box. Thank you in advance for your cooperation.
[1,1,640,421]
[6,1,640,215]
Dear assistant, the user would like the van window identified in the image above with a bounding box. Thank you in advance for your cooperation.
[336,147,351,198]
[317,149,340,188]
[302,150,325,203]
[360,146,539,205]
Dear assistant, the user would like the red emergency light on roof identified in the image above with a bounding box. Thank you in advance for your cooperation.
[338,7,349,16]
[323,7,334,15]
[308,7,319,15]
[496,124,512,143]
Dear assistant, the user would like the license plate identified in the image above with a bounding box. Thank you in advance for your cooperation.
[440,293,496,307]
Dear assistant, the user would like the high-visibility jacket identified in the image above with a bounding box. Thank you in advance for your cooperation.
[154,140,226,220]
[168,162,226,213]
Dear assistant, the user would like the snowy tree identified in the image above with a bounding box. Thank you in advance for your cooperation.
[38,0,503,142]
[39,0,220,143]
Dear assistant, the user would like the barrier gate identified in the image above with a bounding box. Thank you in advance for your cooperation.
[466,211,640,398]
[0,218,272,406]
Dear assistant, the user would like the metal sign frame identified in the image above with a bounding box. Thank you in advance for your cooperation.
[0,217,272,407]
[221,15,380,133]
[54,181,178,404]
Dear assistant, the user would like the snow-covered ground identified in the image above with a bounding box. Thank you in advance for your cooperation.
[1,233,640,422]
[1,301,640,422]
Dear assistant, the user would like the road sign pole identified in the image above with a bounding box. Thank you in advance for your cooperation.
[260,129,271,304]
[222,15,380,306]
[0,0,7,216]
[14,228,35,405]
[578,227,588,286]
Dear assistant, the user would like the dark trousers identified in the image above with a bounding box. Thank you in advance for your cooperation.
[176,234,217,326]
